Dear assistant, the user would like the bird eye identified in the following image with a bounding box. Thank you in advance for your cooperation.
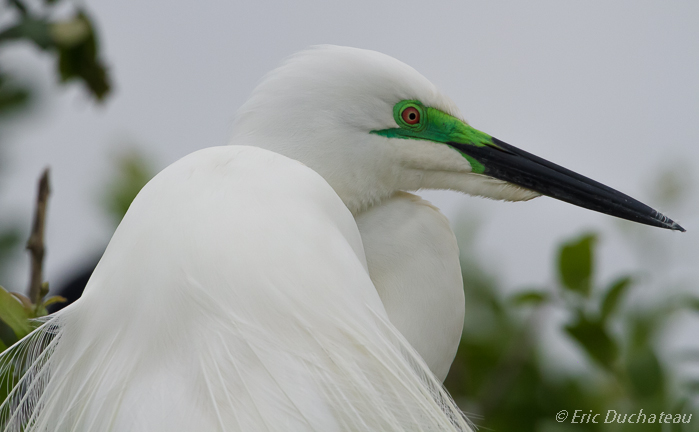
[401,107,420,125]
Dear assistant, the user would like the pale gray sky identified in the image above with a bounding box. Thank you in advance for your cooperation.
[1,0,698,300]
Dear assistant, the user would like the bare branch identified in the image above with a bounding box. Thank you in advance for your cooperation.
[26,167,50,306]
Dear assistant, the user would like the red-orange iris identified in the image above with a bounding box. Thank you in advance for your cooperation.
[401,107,420,125]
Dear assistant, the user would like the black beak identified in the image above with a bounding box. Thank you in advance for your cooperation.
[448,138,685,232]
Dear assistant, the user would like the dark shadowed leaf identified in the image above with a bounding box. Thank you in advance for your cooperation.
[56,12,110,100]
[0,4,110,101]
[0,76,31,116]
[684,297,699,312]
[601,276,632,321]
[626,347,664,398]
[0,16,53,49]
[565,313,617,370]
[557,234,596,297]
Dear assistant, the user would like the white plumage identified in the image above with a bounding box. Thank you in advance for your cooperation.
[0,45,487,431]
[1,146,470,431]
[356,192,464,381]
[0,44,677,432]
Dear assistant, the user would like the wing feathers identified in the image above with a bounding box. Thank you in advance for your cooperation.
[0,147,472,431]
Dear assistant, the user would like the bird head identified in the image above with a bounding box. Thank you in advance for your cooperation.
[232,45,683,231]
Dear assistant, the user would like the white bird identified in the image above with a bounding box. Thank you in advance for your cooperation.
[0,45,682,432]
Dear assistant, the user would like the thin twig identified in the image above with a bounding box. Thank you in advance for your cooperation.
[26,168,50,306]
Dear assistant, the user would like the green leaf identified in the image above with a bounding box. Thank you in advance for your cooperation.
[565,313,617,370]
[42,295,67,308]
[0,10,110,101]
[684,296,699,312]
[0,76,31,117]
[626,347,664,398]
[0,16,53,49]
[600,276,632,321]
[0,287,31,339]
[34,304,48,318]
[510,290,551,306]
[9,292,33,312]
[56,12,111,101]
[557,233,596,297]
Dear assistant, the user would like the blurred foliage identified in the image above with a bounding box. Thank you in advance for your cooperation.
[101,149,156,224]
[445,229,699,431]
[0,0,112,284]
[0,146,153,344]
[0,0,111,358]
[0,0,111,101]
[647,163,694,209]
[0,0,110,266]
[0,229,21,283]
[0,73,31,118]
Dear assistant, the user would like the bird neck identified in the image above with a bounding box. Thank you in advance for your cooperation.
[234,135,411,215]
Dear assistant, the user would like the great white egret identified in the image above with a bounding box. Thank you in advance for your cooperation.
[0,45,682,432]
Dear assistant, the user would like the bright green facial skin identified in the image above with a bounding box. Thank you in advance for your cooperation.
[370,100,494,174]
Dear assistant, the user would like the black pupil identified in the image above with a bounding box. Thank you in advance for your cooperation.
[409,113,416,120]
